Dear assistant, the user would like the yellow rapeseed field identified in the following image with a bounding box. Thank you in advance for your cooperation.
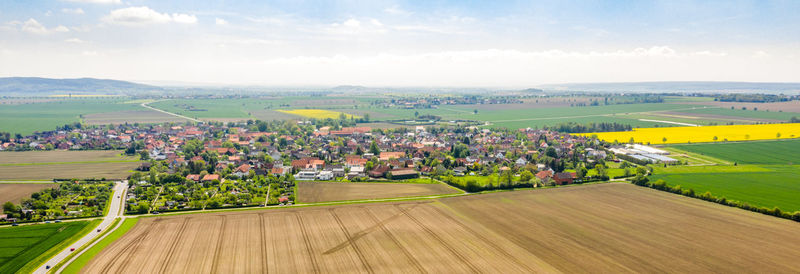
[277,109,359,119]
[579,123,800,144]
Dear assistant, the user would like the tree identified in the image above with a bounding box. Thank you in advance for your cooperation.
[3,201,16,213]
[662,137,667,144]
[369,141,380,155]
[577,166,588,179]
[520,170,534,182]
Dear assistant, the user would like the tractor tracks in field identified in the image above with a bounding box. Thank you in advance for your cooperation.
[158,217,191,273]
[328,209,374,273]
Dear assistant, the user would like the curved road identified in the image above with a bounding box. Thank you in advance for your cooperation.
[141,101,201,123]
[34,181,128,274]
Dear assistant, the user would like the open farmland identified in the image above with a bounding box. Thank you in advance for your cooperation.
[83,183,800,273]
[0,150,139,180]
[278,109,359,119]
[670,139,800,164]
[83,110,189,125]
[0,98,144,135]
[0,221,94,273]
[649,166,800,212]
[0,150,135,164]
[0,162,139,180]
[584,123,800,144]
[297,181,462,203]
[0,183,57,204]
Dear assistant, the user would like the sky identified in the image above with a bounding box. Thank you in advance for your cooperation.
[0,0,799,87]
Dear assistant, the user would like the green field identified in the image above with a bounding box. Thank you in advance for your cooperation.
[652,139,800,213]
[0,99,143,135]
[0,221,94,273]
[650,166,800,212]
[670,139,800,164]
[678,107,799,121]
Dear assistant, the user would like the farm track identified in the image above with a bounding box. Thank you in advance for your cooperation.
[140,101,200,123]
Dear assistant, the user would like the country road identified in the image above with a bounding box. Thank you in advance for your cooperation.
[141,101,201,123]
[34,181,128,274]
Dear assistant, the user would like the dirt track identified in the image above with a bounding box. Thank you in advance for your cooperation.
[83,183,800,273]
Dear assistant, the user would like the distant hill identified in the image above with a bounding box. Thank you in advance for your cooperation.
[539,81,800,94]
[0,77,162,95]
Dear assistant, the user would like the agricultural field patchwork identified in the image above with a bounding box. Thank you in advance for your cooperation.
[82,183,800,273]
[584,123,800,144]
[0,221,94,273]
[297,181,462,203]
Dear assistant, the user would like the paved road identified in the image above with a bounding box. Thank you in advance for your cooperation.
[140,101,201,122]
[34,181,128,274]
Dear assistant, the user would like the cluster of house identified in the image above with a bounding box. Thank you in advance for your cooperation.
[4,119,605,185]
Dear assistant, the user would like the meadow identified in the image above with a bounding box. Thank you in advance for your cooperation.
[585,123,800,144]
[0,221,95,273]
[82,183,800,273]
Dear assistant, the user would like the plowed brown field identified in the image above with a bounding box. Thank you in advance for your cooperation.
[0,183,56,204]
[83,183,800,273]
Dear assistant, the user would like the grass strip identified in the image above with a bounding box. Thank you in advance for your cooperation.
[58,218,137,274]
[0,160,139,167]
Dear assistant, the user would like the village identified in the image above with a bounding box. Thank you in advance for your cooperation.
[0,116,646,216]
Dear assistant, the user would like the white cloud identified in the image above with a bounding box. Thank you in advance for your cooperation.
[384,5,412,16]
[65,38,86,43]
[342,18,360,28]
[752,50,770,58]
[62,0,121,4]
[103,6,197,26]
[693,51,727,57]
[172,13,198,24]
[19,18,69,34]
[21,19,47,34]
[215,18,228,25]
[62,8,85,15]
[370,19,383,27]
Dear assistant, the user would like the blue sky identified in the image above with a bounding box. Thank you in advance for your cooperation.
[0,0,798,86]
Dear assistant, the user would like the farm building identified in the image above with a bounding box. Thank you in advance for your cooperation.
[389,168,419,180]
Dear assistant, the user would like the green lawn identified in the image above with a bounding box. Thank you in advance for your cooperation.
[0,221,94,273]
[669,139,800,164]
